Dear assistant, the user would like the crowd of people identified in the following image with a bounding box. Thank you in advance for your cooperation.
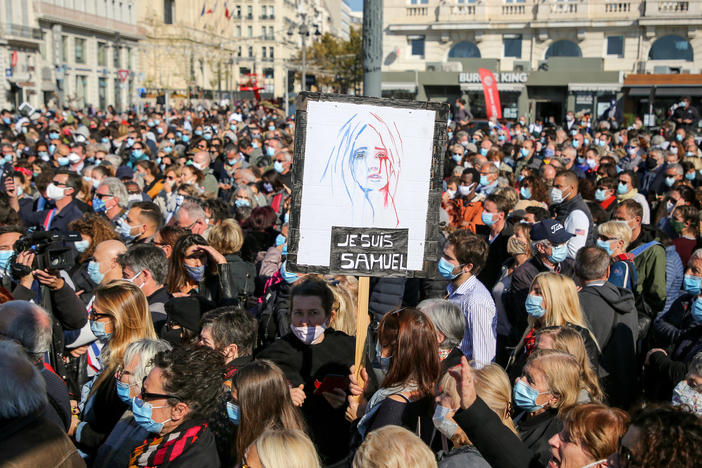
[0,97,701,468]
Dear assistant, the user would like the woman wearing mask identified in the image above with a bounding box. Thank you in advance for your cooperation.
[180,164,204,189]
[257,278,356,465]
[73,281,158,461]
[417,299,466,373]
[615,170,650,225]
[507,272,599,381]
[596,220,637,291]
[535,326,604,403]
[128,345,225,467]
[349,308,441,446]
[434,364,516,467]
[95,339,172,468]
[516,176,549,209]
[134,160,165,200]
[670,351,702,416]
[68,213,121,302]
[165,233,239,305]
[154,165,181,222]
[229,360,306,462]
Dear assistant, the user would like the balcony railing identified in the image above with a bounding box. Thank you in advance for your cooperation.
[604,1,631,12]
[2,23,42,40]
[406,6,428,16]
[502,4,526,15]
[656,0,688,12]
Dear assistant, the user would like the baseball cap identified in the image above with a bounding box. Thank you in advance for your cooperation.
[530,219,574,244]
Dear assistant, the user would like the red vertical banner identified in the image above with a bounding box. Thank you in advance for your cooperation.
[478,68,502,120]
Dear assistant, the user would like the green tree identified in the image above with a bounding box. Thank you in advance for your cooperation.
[303,28,362,94]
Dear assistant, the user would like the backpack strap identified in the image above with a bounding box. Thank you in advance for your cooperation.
[630,240,660,257]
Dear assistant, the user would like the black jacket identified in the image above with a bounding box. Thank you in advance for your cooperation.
[369,277,407,323]
[454,397,545,468]
[579,281,638,407]
[134,418,220,468]
[477,221,513,290]
[653,293,696,347]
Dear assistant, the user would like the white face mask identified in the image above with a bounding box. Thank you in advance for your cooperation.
[46,183,66,201]
[580,460,608,468]
[290,323,327,345]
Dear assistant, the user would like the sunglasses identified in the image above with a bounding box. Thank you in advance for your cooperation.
[139,376,181,402]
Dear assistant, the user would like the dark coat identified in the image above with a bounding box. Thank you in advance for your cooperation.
[477,221,513,290]
[579,282,638,407]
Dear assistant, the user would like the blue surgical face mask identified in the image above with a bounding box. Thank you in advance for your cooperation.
[226,401,240,424]
[676,134,684,142]
[169,138,176,145]
[2,117,10,125]
[203,133,212,141]
[548,243,568,264]
[479,175,490,186]
[38,151,49,160]
[194,130,203,136]
[57,156,70,166]
[432,404,458,439]
[481,211,497,226]
[157,127,164,134]
[74,239,90,253]
[132,149,144,159]
[513,379,547,412]
[182,134,190,143]
[275,234,286,247]
[525,294,546,318]
[480,148,488,157]
[452,153,462,163]
[230,124,237,131]
[115,379,133,404]
[280,261,300,284]
[520,186,531,200]
[692,297,702,323]
[126,137,134,147]
[132,397,170,434]
[284,212,290,224]
[544,148,554,158]
[0,250,13,273]
[49,132,60,140]
[101,137,110,145]
[88,260,105,284]
[617,182,628,195]
[273,160,284,173]
[184,263,206,282]
[438,257,460,280]
[596,239,614,256]
[90,319,112,341]
[266,147,276,157]
[116,218,140,241]
[686,172,696,181]
[683,274,702,296]
[375,340,391,372]
[234,198,250,208]
[665,176,676,187]
[520,148,529,157]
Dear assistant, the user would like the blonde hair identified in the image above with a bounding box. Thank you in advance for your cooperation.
[352,425,437,468]
[538,327,604,402]
[208,219,244,255]
[254,429,321,468]
[91,280,157,393]
[327,277,358,336]
[438,363,517,447]
[598,220,633,250]
[526,349,581,416]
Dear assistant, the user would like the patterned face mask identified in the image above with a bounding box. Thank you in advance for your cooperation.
[672,380,702,416]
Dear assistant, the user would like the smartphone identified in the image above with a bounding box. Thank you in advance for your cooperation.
[314,374,349,396]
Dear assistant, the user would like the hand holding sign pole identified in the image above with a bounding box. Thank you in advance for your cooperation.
[287,93,448,397]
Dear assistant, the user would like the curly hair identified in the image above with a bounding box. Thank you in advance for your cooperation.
[631,404,702,468]
[153,344,225,421]
[68,212,121,263]
[166,234,216,294]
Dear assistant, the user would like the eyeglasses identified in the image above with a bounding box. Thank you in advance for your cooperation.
[114,366,138,385]
[51,180,68,187]
[139,377,181,402]
[94,193,114,199]
[89,310,111,320]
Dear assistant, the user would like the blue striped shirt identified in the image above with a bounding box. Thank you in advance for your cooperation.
[447,275,497,367]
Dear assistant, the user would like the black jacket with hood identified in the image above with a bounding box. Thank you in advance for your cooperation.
[579,281,638,408]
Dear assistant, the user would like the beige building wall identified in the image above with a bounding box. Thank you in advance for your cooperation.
[383,0,702,75]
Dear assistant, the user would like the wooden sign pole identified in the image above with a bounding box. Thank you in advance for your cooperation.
[354,276,371,385]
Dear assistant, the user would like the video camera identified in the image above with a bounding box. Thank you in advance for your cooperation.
[10,230,82,279]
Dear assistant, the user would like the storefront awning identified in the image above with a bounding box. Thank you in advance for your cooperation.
[568,83,621,93]
[460,83,525,92]
[626,87,702,97]
[381,82,417,92]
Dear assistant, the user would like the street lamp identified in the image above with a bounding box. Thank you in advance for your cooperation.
[287,10,321,92]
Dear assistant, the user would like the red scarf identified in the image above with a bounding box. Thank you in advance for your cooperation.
[524,328,537,355]
[129,422,207,467]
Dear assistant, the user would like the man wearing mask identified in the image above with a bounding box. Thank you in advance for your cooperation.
[504,219,576,337]
[447,168,484,233]
[675,96,700,132]
[94,177,129,226]
[477,193,513,290]
[191,151,219,197]
[478,162,499,195]
[118,245,170,330]
[563,111,578,131]
[550,170,596,258]
[117,201,161,246]
[14,169,84,232]
[173,201,210,238]
[559,146,586,179]
[273,151,293,189]
[639,149,667,197]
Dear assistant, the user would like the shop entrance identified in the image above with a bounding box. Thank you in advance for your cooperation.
[528,85,567,123]
[535,101,563,123]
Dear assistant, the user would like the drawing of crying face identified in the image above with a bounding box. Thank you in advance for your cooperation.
[350,126,390,192]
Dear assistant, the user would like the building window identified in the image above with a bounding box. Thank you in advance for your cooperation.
[264,68,274,78]
[61,35,68,62]
[504,34,522,58]
[410,0,429,3]
[127,47,133,68]
[269,46,274,59]
[269,26,274,37]
[607,36,624,57]
[98,77,107,110]
[74,38,86,64]
[113,46,121,68]
[262,26,267,37]
[248,46,253,57]
[237,46,242,57]
[410,36,425,57]
[75,75,88,106]
[240,66,250,75]
[448,41,481,58]
[648,35,693,61]
[163,0,174,24]
[98,42,107,66]
[247,5,252,18]
[262,46,267,59]
[236,25,241,36]
[269,5,274,17]
[248,26,252,37]
[261,5,267,17]
[545,40,582,59]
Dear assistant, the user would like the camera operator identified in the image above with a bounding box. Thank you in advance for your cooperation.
[10,169,84,232]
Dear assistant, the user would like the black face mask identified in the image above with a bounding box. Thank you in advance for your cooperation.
[160,326,184,347]
[646,157,658,170]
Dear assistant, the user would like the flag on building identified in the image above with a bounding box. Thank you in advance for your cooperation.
[225,1,230,18]
[207,0,217,13]
[201,1,206,16]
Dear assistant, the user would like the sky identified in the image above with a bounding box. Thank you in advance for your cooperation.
[347,0,363,11]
